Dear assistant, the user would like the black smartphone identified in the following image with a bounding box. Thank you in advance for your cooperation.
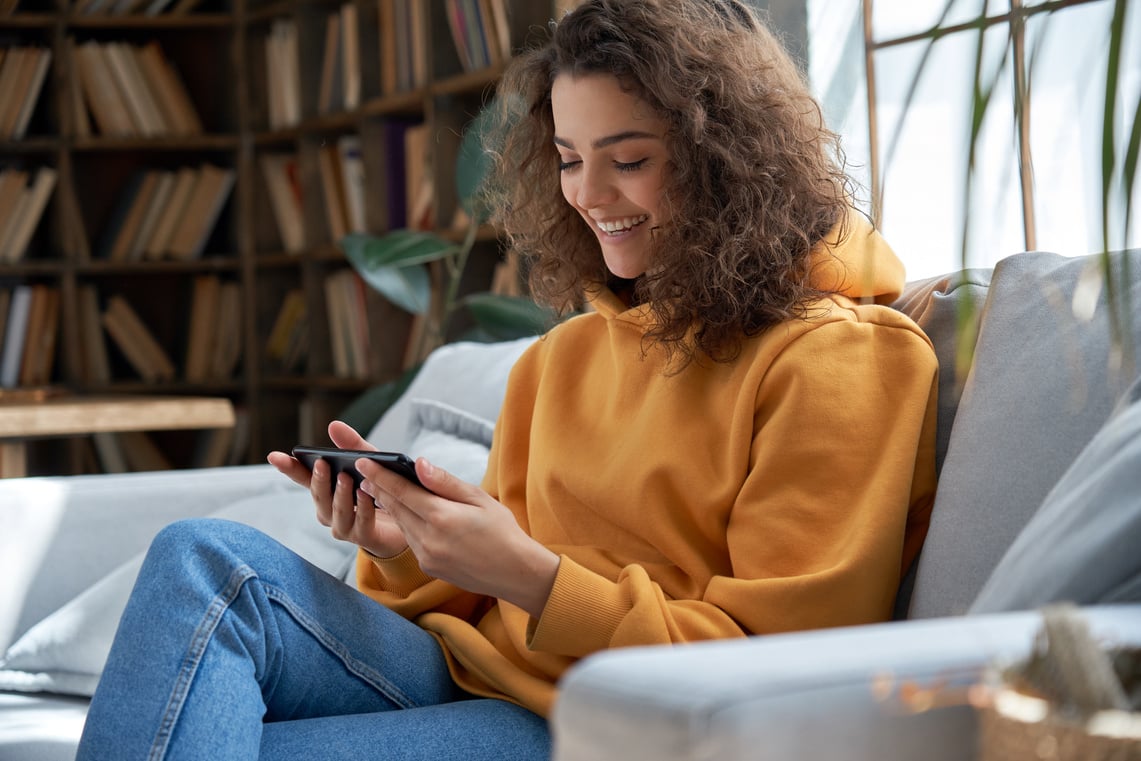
[291,446,423,495]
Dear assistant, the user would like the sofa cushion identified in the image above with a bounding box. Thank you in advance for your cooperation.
[908,249,1141,619]
[405,398,496,484]
[366,337,536,452]
[891,268,992,476]
[0,489,352,697]
[970,373,1141,613]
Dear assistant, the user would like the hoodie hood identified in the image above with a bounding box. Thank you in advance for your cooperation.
[808,208,905,304]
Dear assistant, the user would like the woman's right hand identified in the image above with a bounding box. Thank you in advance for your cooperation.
[267,420,410,559]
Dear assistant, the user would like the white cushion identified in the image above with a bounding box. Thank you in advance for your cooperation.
[0,488,353,697]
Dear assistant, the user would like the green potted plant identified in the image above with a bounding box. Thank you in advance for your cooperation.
[337,103,556,431]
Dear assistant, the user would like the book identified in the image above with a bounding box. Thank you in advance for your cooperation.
[104,171,162,262]
[126,170,176,261]
[324,271,352,378]
[210,280,242,379]
[19,284,59,387]
[259,153,306,253]
[183,274,219,382]
[8,47,52,140]
[378,0,397,95]
[92,432,129,473]
[317,144,349,242]
[0,169,29,258]
[117,431,172,472]
[337,134,367,234]
[101,294,176,382]
[265,288,306,367]
[2,166,58,263]
[340,2,360,109]
[101,42,163,136]
[444,0,472,71]
[166,164,235,260]
[135,41,203,135]
[75,41,136,136]
[14,284,46,386]
[317,12,342,114]
[66,38,92,139]
[192,425,234,469]
[0,284,32,387]
[78,284,111,384]
[404,122,433,230]
[0,48,29,137]
[144,166,198,259]
[0,288,9,365]
[485,0,511,64]
[266,20,300,128]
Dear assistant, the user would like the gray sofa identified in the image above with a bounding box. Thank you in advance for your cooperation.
[2,249,1140,760]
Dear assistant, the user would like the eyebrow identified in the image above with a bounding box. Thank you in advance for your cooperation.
[553,130,662,150]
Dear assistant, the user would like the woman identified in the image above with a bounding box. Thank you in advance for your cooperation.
[77,1,938,758]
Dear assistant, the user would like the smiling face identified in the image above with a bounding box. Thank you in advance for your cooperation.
[551,74,672,279]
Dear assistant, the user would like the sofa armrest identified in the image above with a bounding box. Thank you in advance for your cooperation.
[552,605,1141,761]
[0,464,293,650]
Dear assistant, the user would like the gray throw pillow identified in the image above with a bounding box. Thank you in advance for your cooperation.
[892,268,991,476]
[971,373,1141,612]
[908,250,1141,619]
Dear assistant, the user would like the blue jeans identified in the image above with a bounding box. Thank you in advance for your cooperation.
[75,518,551,760]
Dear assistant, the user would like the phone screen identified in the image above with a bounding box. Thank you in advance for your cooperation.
[291,446,422,494]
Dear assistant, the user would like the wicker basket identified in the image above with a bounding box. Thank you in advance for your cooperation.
[975,606,1141,761]
[978,685,1141,760]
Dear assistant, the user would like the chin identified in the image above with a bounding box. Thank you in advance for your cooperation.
[602,257,648,280]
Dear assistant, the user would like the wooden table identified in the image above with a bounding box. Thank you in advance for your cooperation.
[0,395,236,478]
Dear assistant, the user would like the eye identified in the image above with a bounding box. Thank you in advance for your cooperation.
[615,158,648,172]
[558,159,581,172]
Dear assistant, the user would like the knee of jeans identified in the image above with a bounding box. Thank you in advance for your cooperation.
[147,517,261,567]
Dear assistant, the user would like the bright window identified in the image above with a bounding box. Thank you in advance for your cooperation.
[808,0,1141,279]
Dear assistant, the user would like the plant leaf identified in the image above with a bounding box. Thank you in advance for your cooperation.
[455,106,498,224]
[337,364,422,434]
[360,263,432,314]
[342,231,459,269]
[460,293,555,339]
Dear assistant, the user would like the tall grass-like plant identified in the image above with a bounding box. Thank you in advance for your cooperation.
[870,0,1139,379]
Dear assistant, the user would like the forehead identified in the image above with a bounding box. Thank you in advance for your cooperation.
[550,74,666,141]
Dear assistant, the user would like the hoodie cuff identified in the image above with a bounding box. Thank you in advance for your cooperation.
[527,555,630,658]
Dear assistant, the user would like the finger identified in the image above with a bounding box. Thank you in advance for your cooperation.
[329,472,357,539]
[353,487,376,536]
[328,420,375,452]
[267,451,313,490]
[356,457,421,501]
[309,458,334,527]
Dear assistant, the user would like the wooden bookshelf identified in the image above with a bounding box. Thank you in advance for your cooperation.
[0,0,563,475]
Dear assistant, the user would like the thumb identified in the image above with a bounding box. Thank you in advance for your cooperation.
[328,420,372,451]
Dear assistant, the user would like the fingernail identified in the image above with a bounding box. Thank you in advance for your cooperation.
[360,481,374,496]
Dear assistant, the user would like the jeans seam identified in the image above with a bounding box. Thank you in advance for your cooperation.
[148,564,256,761]
[262,584,421,709]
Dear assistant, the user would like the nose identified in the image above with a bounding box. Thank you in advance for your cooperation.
[575,163,618,209]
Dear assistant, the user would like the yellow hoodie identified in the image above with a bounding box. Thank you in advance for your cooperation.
[357,214,939,717]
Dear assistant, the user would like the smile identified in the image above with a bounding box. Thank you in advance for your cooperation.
[597,215,649,235]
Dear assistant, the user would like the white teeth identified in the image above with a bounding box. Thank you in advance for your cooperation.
[598,215,648,234]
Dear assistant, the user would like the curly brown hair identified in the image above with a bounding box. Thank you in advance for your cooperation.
[486,0,855,366]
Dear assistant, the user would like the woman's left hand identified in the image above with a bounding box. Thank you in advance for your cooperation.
[356,456,560,619]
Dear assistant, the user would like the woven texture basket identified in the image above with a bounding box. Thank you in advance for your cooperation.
[976,606,1140,761]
